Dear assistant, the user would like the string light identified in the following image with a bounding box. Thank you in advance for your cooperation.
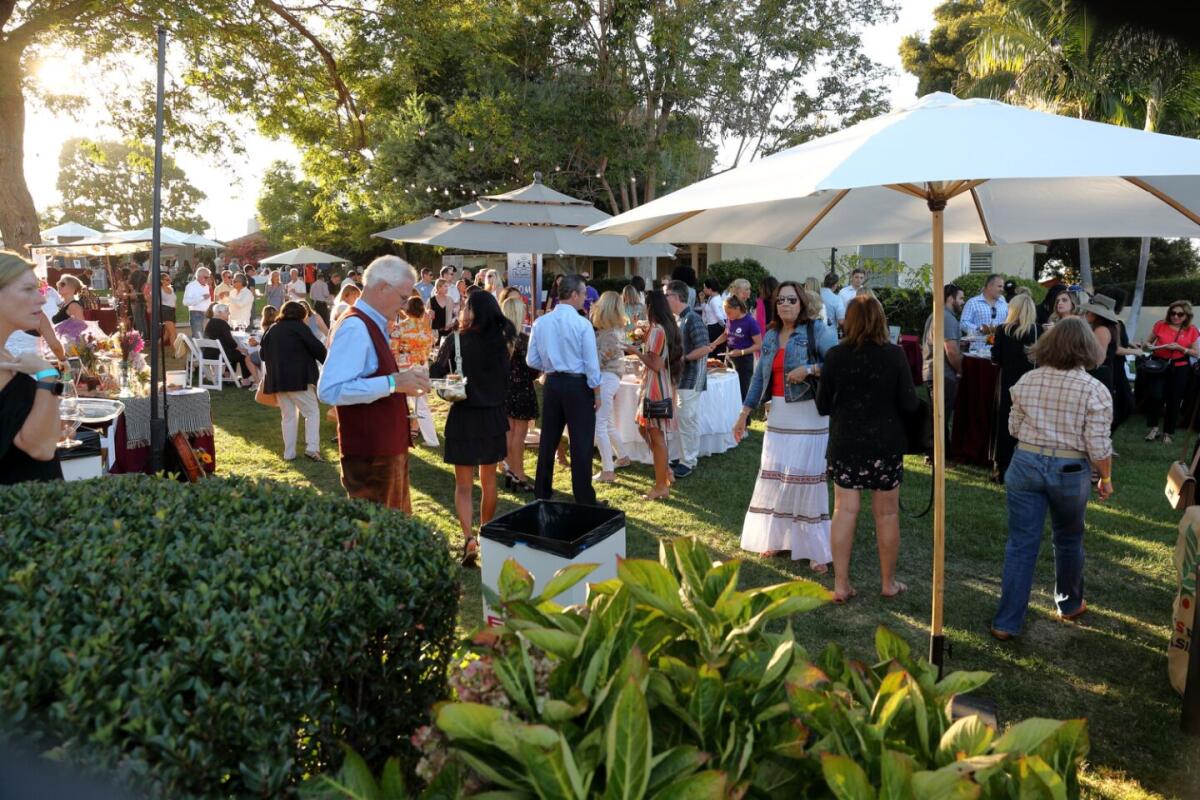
[468,141,475,152]
[513,156,520,164]
[426,186,432,193]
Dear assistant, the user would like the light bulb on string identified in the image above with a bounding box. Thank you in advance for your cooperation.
[468,141,475,152]
[426,186,432,193]
[513,156,520,164]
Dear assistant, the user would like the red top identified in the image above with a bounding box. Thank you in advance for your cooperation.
[771,348,787,397]
[1151,320,1200,365]
[334,308,411,458]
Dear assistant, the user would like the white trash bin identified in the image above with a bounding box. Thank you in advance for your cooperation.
[480,501,625,626]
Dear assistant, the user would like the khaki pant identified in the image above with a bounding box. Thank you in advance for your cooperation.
[277,387,320,459]
[340,453,411,512]
[676,387,702,469]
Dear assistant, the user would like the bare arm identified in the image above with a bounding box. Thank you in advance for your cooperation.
[38,313,66,361]
[14,387,60,462]
[944,340,962,374]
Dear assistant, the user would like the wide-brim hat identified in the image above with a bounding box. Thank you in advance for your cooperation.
[1081,294,1120,324]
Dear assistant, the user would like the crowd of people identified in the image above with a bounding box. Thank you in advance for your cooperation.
[6,243,1198,642]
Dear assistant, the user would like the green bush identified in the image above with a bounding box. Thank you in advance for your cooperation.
[954,273,1047,303]
[706,258,772,299]
[384,539,1087,799]
[0,475,459,798]
[1115,277,1200,307]
[874,287,933,336]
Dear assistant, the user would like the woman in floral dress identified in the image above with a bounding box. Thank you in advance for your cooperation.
[628,289,682,501]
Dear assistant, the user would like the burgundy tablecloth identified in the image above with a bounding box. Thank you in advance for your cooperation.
[949,355,999,467]
[109,415,216,476]
[84,308,119,335]
[899,335,923,387]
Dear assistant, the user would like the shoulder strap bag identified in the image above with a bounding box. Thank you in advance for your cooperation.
[434,332,469,403]
[1166,398,1200,510]
[642,333,674,419]
[784,321,821,403]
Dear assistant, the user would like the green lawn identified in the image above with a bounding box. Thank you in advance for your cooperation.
[193,360,1198,799]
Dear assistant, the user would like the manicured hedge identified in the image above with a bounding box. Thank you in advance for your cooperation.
[874,286,932,335]
[0,475,458,797]
[1116,277,1200,307]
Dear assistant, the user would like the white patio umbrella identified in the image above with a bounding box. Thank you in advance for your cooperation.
[259,246,352,266]
[586,92,1200,670]
[182,233,226,249]
[375,173,675,308]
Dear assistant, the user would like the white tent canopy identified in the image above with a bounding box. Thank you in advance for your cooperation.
[40,222,101,241]
[375,174,676,259]
[259,246,351,266]
[586,91,1200,671]
[31,226,222,256]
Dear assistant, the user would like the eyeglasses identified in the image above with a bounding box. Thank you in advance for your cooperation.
[775,296,800,305]
[1171,310,1187,317]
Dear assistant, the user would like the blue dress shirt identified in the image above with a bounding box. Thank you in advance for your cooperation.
[317,298,393,405]
[960,294,1008,338]
[821,287,846,328]
[527,303,602,389]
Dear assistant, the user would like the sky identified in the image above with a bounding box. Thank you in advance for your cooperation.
[21,0,940,243]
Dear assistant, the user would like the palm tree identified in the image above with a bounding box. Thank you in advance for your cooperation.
[1109,31,1200,335]
[967,0,1122,293]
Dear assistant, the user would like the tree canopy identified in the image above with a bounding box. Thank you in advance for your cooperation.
[50,138,208,233]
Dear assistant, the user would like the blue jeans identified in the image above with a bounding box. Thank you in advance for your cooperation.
[992,447,1089,635]
[190,310,206,339]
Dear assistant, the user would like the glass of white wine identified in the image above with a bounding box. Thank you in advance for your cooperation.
[58,380,83,449]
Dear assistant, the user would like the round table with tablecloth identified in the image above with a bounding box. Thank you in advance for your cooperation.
[612,370,742,464]
[93,388,217,475]
[949,353,1000,468]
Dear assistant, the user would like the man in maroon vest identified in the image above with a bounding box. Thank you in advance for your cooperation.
[318,256,430,510]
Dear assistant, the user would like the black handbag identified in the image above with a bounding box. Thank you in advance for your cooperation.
[1140,355,1170,374]
[642,339,674,419]
[784,321,821,403]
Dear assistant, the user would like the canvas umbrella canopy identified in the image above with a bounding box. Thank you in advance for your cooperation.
[374,173,675,267]
[586,91,1200,671]
[259,246,351,266]
[182,233,225,249]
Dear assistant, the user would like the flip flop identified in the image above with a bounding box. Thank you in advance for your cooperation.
[881,581,909,598]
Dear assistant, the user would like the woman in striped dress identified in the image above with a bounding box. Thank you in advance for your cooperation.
[733,280,838,570]
[629,290,682,501]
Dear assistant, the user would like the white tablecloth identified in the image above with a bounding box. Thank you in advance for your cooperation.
[613,371,741,464]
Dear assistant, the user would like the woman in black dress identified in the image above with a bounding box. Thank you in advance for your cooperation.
[430,278,454,340]
[0,252,63,484]
[990,294,1039,481]
[815,295,917,603]
[500,294,538,491]
[430,290,515,566]
[52,275,86,324]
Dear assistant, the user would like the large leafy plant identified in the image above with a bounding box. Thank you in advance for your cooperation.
[418,538,1087,799]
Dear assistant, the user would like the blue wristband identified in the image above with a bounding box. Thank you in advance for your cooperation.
[387,374,396,394]
[33,368,60,381]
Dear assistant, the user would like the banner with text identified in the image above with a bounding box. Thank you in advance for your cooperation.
[506,253,540,320]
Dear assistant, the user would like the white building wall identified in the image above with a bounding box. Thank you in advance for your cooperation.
[708,241,1043,287]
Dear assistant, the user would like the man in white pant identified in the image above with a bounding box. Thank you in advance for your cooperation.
[666,279,709,479]
[278,389,322,461]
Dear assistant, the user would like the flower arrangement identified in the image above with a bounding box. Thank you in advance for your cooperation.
[63,332,101,375]
[115,328,144,361]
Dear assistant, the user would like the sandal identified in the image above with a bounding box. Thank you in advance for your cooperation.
[614,457,633,469]
[304,451,324,462]
[461,536,479,569]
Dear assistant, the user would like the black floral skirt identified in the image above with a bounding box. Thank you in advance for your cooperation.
[827,454,904,491]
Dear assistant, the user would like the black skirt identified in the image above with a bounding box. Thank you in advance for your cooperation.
[443,404,509,465]
[827,454,904,491]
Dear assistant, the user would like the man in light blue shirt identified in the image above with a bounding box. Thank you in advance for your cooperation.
[959,273,1008,345]
[820,273,846,331]
[527,273,602,504]
[318,256,430,510]
[414,268,435,304]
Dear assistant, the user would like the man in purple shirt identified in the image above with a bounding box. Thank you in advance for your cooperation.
[581,271,600,312]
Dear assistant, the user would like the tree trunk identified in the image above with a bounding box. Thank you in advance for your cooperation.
[0,45,41,251]
[1127,236,1152,339]
[1078,237,1093,293]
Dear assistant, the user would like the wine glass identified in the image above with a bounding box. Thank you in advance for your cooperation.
[58,380,83,449]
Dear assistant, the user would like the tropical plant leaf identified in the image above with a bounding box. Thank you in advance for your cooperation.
[758,635,795,691]
[521,627,580,659]
[618,558,690,621]
[932,671,992,703]
[436,702,507,743]
[498,559,535,602]
[649,770,728,800]
[911,767,982,800]
[936,716,995,767]
[875,626,912,663]
[605,676,652,800]
[821,753,876,800]
[879,749,916,800]
[539,563,599,604]
[991,718,1064,755]
[647,746,708,795]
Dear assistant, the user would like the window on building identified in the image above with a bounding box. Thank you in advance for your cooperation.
[969,251,994,273]
[858,244,900,287]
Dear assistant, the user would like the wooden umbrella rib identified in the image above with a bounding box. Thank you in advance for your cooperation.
[1124,177,1200,226]
[948,178,987,199]
[630,209,704,243]
[884,183,928,200]
[970,187,995,246]
[786,189,851,251]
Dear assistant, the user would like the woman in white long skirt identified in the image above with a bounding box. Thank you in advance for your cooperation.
[733,280,838,571]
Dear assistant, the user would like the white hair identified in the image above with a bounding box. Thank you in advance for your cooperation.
[195,267,211,279]
[364,255,417,290]
[211,303,229,316]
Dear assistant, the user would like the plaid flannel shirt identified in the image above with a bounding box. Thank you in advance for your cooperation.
[1008,367,1113,463]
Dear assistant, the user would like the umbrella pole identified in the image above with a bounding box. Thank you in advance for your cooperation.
[929,197,947,677]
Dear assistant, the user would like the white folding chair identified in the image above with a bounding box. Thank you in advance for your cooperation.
[193,338,238,389]
[174,334,199,387]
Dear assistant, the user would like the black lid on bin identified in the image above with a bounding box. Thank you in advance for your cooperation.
[481,500,625,559]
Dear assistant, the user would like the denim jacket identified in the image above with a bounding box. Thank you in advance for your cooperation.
[743,322,838,409]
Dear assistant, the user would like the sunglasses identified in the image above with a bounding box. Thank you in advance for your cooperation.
[1171,310,1188,317]
[775,295,800,305]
